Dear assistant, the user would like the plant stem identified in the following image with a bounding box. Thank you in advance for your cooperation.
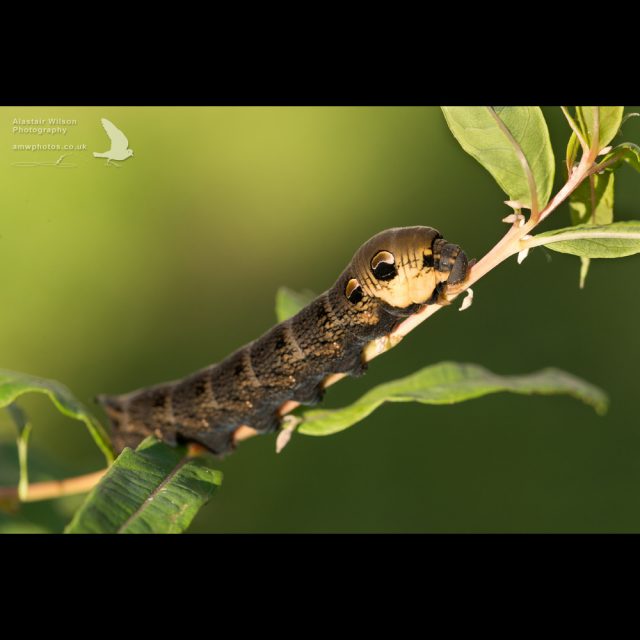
[0,470,107,503]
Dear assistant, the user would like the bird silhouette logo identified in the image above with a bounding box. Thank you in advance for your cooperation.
[93,118,134,166]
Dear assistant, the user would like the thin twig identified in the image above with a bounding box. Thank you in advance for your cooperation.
[0,470,107,503]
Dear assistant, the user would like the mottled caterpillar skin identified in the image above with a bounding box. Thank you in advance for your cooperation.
[99,226,469,455]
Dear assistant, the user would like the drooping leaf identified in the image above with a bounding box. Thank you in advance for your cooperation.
[298,362,607,437]
[531,221,640,258]
[441,106,555,212]
[65,437,222,534]
[569,172,615,288]
[598,142,640,174]
[0,369,113,463]
[275,287,316,322]
[576,107,624,152]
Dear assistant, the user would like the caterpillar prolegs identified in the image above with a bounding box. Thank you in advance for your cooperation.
[98,226,469,455]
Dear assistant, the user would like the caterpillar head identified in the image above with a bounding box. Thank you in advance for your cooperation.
[344,226,469,309]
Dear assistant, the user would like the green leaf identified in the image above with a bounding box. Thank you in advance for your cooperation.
[441,106,555,212]
[570,173,615,227]
[569,172,615,288]
[531,221,640,258]
[65,437,222,534]
[298,362,607,437]
[598,142,640,174]
[0,369,113,464]
[566,130,580,174]
[275,287,316,322]
[576,107,624,152]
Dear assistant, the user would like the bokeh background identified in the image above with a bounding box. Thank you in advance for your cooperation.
[1,106,639,533]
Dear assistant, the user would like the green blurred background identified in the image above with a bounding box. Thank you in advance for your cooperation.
[1,106,639,533]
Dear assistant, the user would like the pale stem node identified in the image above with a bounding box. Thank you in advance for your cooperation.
[502,211,525,226]
[275,415,302,453]
[517,235,533,264]
[459,288,474,312]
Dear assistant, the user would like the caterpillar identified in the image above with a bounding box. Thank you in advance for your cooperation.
[98,226,469,455]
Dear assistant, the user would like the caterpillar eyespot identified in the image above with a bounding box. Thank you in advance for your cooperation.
[371,250,397,281]
[345,277,363,304]
[98,226,469,456]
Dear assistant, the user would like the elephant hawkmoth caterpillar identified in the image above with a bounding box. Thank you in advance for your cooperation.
[98,226,469,455]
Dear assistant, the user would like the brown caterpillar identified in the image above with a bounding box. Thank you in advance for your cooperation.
[98,226,469,455]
